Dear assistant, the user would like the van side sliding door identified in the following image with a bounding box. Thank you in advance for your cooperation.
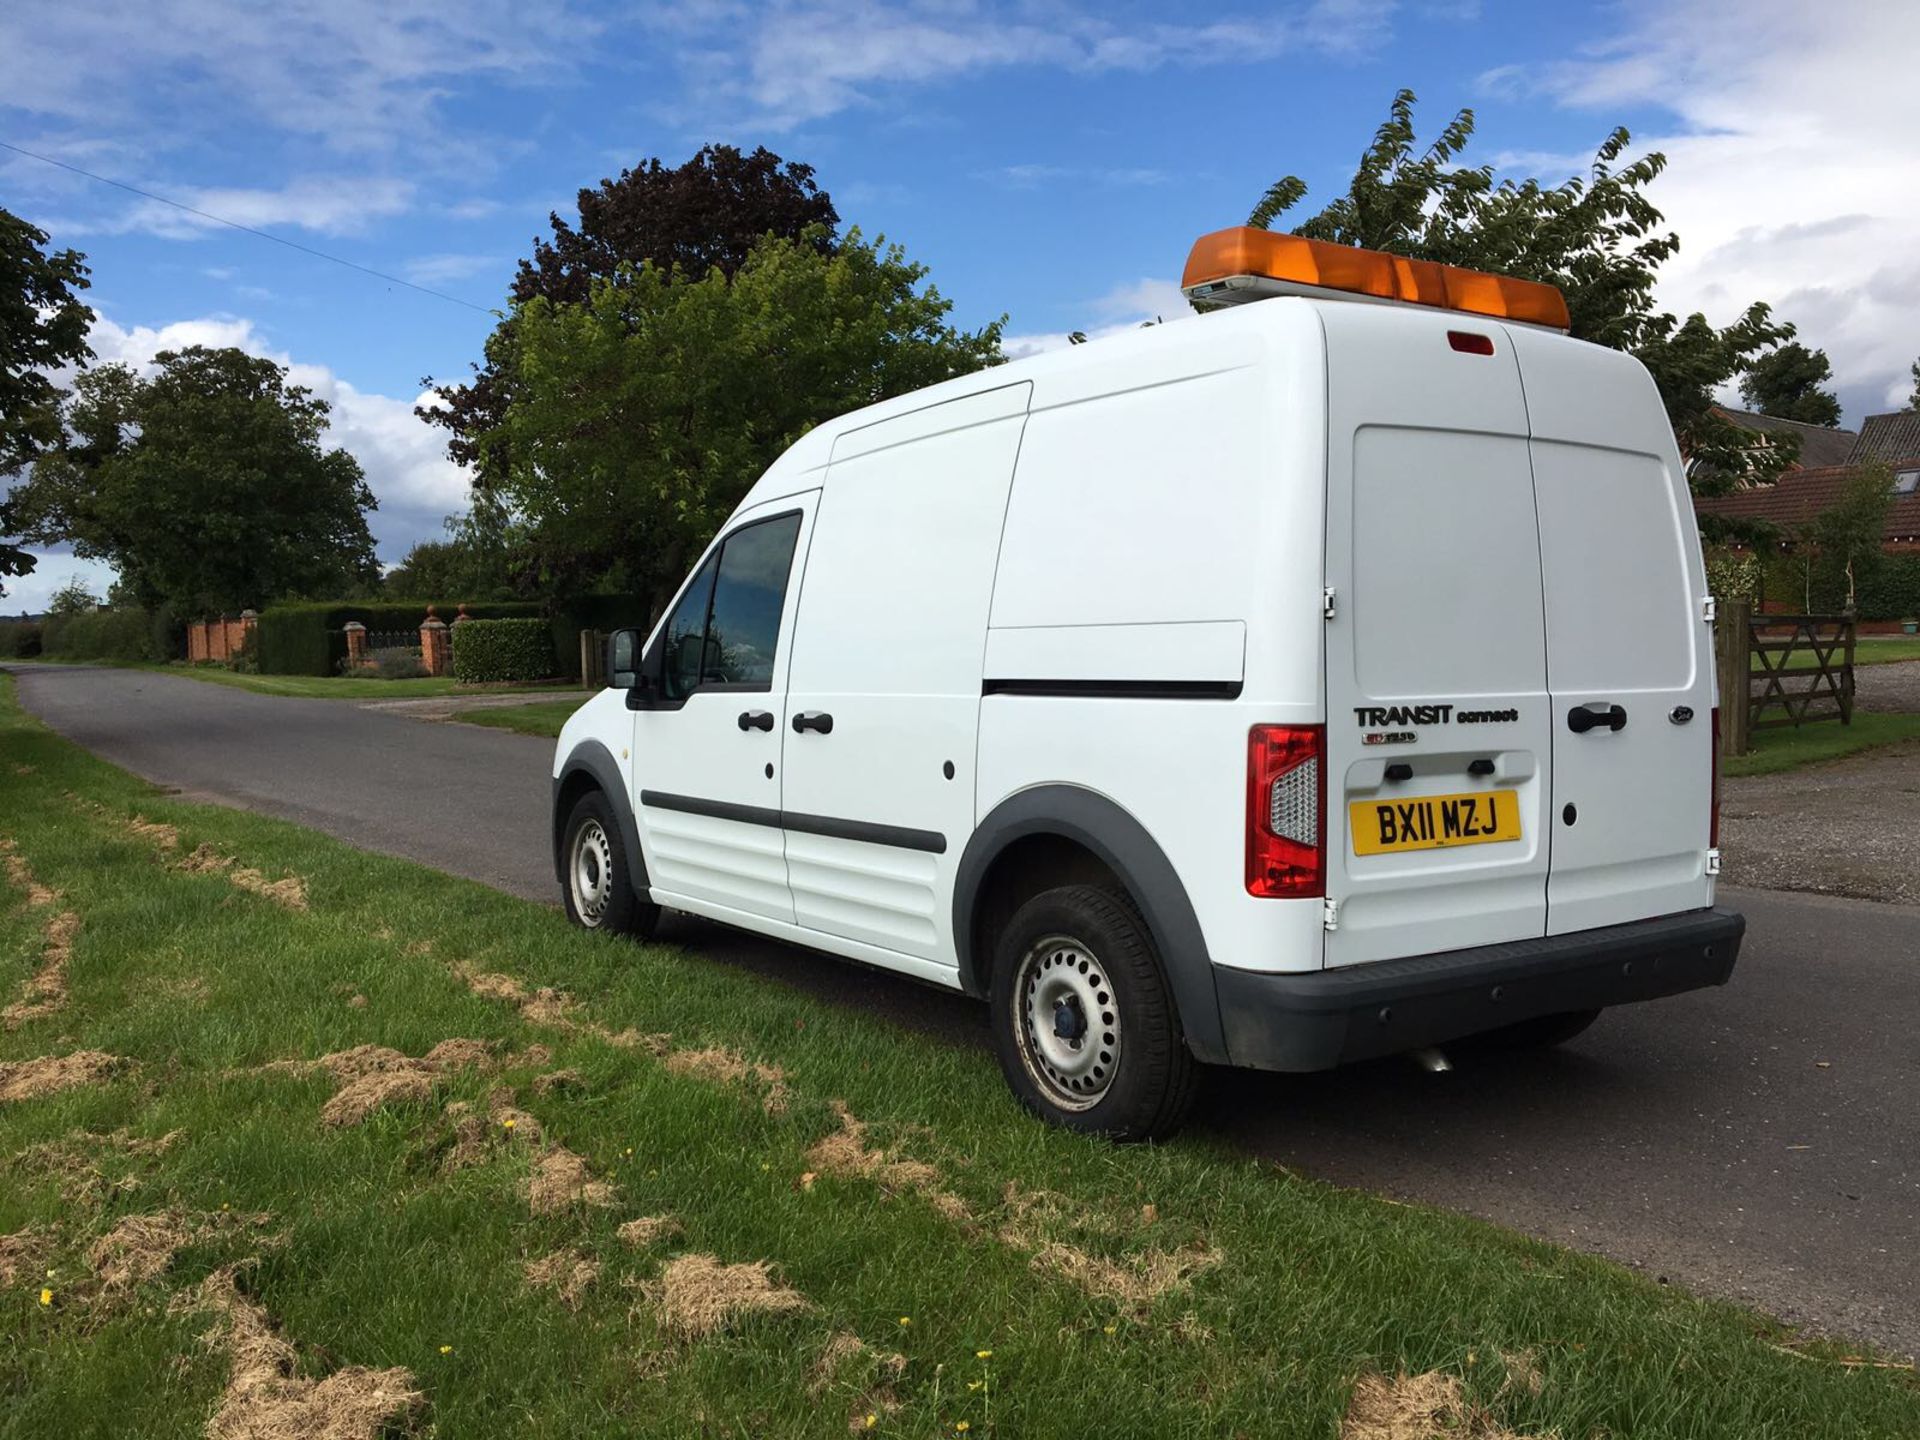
[778,383,1033,968]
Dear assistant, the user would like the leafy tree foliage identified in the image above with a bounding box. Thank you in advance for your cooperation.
[1738,341,1842,426]
[9,347,378,615]
[383,531,524,601]
[1,208,94,593]
[1908,357,1919,411]
[45,577,100,616]
[486,229,1002,614]
[1247,90,1796,531]
[1804,462,1894,611]
[421,145,838,482]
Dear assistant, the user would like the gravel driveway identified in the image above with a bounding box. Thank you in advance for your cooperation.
[1721,660,1920,904]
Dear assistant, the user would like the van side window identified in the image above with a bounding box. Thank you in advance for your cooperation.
[662,557,718,702]
[662,511,802,701]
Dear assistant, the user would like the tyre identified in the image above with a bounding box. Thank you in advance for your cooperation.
[560,790,659,939]
[988,884,1199,1141]
[1469,1007,1602,1051]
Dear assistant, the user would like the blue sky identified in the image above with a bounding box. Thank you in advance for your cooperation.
[3,0,1914,612]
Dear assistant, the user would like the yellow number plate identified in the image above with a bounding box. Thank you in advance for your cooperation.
[1349,790,1523,856]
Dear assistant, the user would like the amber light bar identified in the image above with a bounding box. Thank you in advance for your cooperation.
[1181,226,1571,331]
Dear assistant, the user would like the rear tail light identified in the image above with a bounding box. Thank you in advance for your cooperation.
[1247,725,1325,898]
[1710,707,1721,849]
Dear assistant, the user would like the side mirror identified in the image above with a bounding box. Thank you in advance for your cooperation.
[607,628,640,691]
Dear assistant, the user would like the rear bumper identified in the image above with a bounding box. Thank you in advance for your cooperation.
[1214,907,1744,1073]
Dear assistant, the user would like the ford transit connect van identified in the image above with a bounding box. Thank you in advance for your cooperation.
[551,227,1744,1139]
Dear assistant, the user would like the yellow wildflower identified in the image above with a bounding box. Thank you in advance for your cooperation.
[863,1417,877,1430]
[1102,1325,1117,1335]
[439,1345,453,1355]
[502,1117,516,1130]
[898,1316,911,1327]
[39,1288,52,1307]
[975,1349,992,1359]
[956,1424,971,1433]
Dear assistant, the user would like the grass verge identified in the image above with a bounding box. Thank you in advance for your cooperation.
[455,698,583,738]
[1752,637,1920,672]
[7,658,580,701]
[1,675,1914,1438]
[1723,710,1920,777]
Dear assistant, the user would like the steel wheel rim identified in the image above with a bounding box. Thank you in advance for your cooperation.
[1013,934,1119,1111]
[570,819,613,926]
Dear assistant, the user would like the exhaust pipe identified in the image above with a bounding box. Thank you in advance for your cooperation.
[1407,1046,1453,1074]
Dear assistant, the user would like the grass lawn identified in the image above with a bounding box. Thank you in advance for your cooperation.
[1752,636,1920,672]
[1723,711,1920,777]
[456,697,584,738]
[1,677,1915,1438]
[6,658,580,701]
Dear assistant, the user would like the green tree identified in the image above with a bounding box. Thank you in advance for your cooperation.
[1246,90,1794,532]
[44,577,100,616]
[1908,356,1919,411]
[421,145,838,488]
[1,208,94,593]
[384,529,523,601]
[9,346,378,615]
[1738,341,1842,426]
[1805,462,1894,610]
[487,229,1002,614]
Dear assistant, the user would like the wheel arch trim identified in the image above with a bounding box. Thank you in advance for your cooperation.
[952,784,1228,1064]
[552,741,649,896]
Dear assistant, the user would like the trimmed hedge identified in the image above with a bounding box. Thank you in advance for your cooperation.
[450,617,557,684]
[254,601,543,676]
[40,608,180,663]
[0,619,42,658]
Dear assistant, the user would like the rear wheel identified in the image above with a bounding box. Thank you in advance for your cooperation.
[561,791,659,939]
[989,884,1198,1141]
[1470,1007,1602,1050]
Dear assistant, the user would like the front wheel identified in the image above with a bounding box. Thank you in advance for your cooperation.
[988,884,1198,1141]
[561,791,659,939]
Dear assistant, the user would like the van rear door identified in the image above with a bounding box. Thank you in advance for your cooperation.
[1505,326,1716,934]
[1320,304,1553,967]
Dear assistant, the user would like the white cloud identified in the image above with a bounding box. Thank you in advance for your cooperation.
[652,0,1396,131]
[981,163,1170,189]
[1000,276,1196,359]
[109,177,416,240]
[1486,0,1920,426]
[0,0,591,157]
[81,314,470,561]
[402,253,502,286]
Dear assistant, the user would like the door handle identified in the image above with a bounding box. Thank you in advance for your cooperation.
[792,711,834,735]
[1567,703,1627,734]
[737,710,774,732]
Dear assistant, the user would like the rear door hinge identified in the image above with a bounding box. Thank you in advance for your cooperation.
[1701,594,1717,623]
[1322,897,1340,931]
[1323,587,1337,621]
[1705,847,1722,877]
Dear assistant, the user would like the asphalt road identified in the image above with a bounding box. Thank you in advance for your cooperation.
[10,663,1918,1359]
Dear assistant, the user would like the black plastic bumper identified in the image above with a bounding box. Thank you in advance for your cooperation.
[1215,907,1744,1073]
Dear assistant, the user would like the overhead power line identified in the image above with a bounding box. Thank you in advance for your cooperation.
[0,139,497,316]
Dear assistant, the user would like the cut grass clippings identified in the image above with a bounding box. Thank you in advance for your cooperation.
[1723,711,1920,776]
[0,673,1916,1438]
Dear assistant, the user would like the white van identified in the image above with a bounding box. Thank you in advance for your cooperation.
[550,228,1744,1139]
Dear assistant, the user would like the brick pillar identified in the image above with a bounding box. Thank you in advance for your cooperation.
[420,612,451,677]
[343,620,368,668]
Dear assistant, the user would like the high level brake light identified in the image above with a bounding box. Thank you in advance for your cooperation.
[1247,725,1324,898]
[1182,226,1571,331]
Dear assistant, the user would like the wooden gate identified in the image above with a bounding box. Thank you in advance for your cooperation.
[1715,600,1855,755]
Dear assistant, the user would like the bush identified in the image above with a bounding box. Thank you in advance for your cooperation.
[362,646,429,680]
[451,618,558,684]
[254,601,543,676]
[40,608,169,663]
[549,593,651,681]
[0,619,43,658]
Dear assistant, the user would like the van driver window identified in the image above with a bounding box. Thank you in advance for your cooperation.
[661,558,717,701]
[659,513,802,701]
[705,514,802,688]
